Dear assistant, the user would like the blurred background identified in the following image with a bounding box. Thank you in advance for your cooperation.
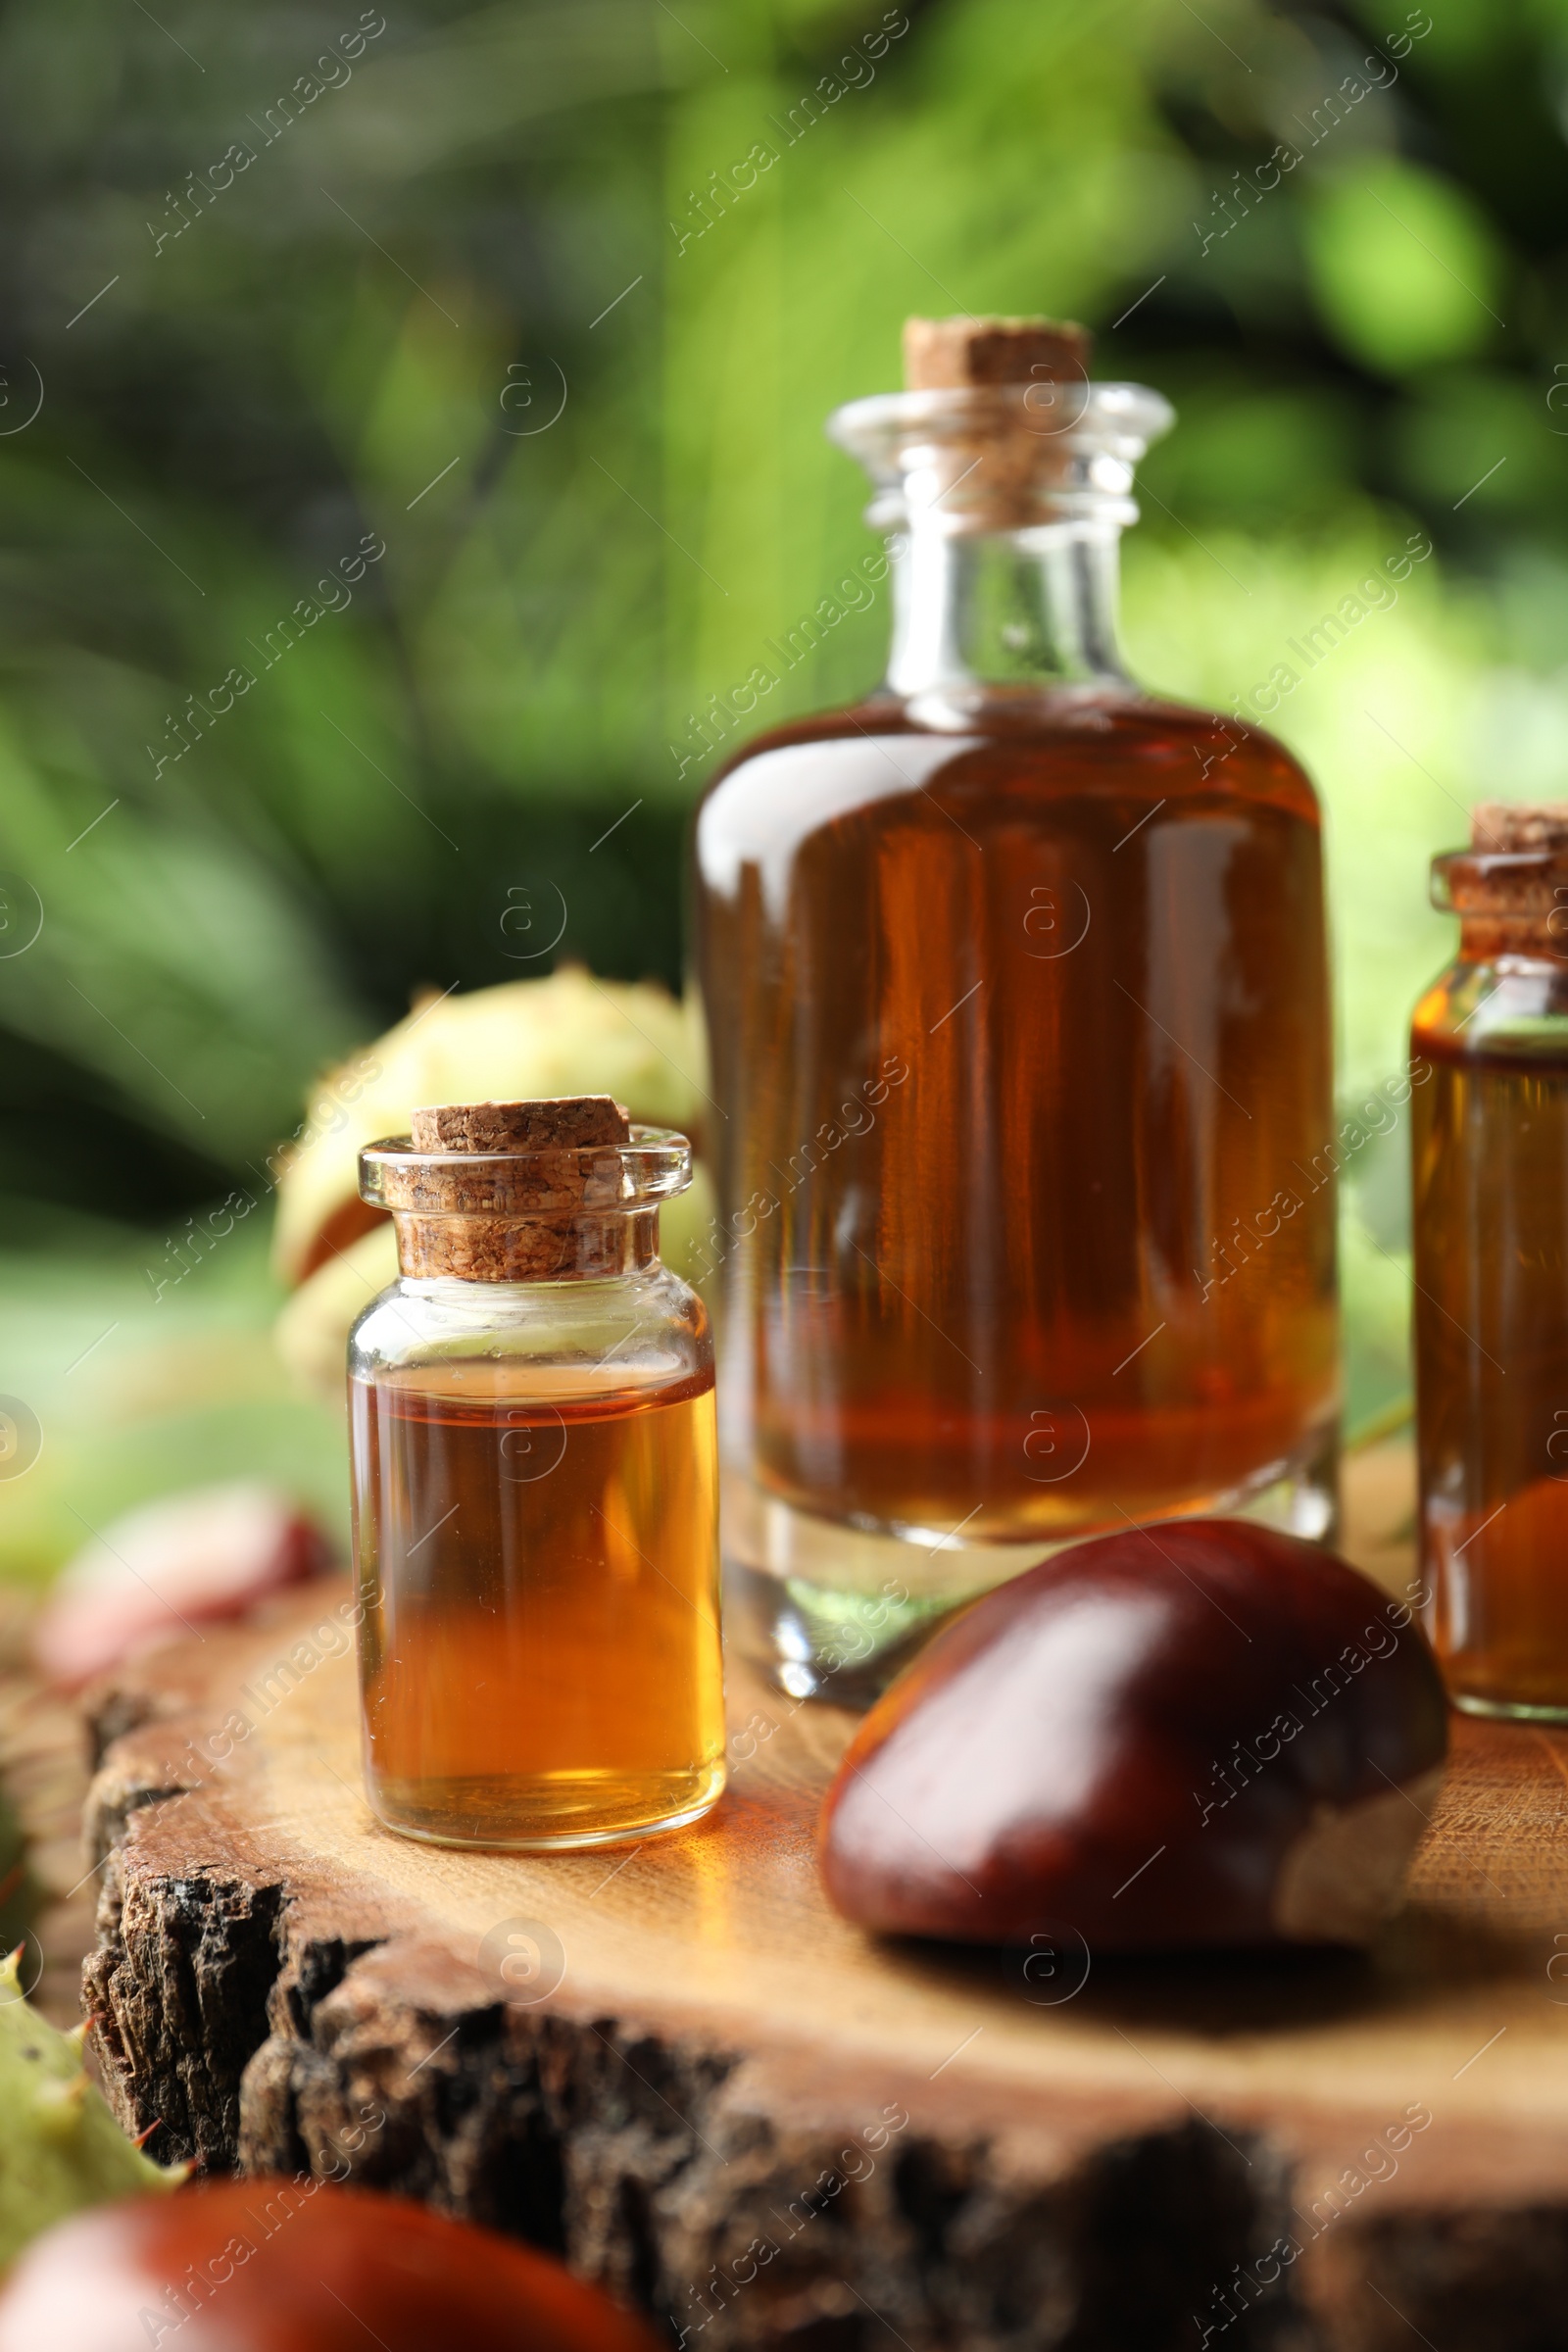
[0,0,1559,1581]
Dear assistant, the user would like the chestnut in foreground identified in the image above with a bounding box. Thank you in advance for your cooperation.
[819,1520,1447,1950]
[33,1483,331,1689]
[0,2180,659,2352]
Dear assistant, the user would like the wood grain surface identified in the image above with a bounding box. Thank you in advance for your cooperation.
[78,1440,1568,2352]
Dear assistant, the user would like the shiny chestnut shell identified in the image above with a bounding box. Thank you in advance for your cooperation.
[0,2180,661,2352]
[819,1519,1448,1950]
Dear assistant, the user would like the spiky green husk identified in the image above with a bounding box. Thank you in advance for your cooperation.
[0,1948,185,2272]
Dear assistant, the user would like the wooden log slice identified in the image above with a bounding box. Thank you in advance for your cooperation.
[77,1446,1568,2352]
[0,1585,98,2028]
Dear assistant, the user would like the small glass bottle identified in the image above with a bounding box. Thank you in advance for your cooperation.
[1412,803,1568,1719]
[692,315,1338,1696]
[348,1095,724,1846]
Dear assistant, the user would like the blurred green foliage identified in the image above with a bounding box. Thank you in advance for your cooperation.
[1,0,1566,1566]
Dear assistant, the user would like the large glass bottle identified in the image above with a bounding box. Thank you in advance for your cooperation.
[692,317,1338,1696]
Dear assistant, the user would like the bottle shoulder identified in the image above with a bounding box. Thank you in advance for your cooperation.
[694,688,1319,832]
[1412,956,1568,1069]
[348,1263,710,1394]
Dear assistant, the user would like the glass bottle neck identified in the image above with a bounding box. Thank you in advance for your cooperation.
[885,518,1128,705]
[390,1206,661,1282]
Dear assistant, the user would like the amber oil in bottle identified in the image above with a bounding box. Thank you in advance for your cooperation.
[349,1097,724,1845]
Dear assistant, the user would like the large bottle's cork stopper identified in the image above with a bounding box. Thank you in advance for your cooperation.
[903,315,1093,391]
[410,1097,630,1152]
[882,316,1099,534]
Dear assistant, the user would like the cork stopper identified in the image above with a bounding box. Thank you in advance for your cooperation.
[1470,803,1568,853]
[838,314,1103,534]
[903,316,1093,391]
[829,320,1169,541]
[1436,805,1568,959]
[410,1097,630,1152]
[369,1095,659,1282]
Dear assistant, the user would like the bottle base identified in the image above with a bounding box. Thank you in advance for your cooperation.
[1450,1690,1568,1725]
[724,1428,1340,1705]
[364,1761,727,1851]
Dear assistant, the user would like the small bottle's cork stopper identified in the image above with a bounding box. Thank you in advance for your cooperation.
[396,1096,636,1280]
[1471,802,1568,854]
[410,1097,630,1152]
[903,315,1093,391]
[1446,803,1568,957]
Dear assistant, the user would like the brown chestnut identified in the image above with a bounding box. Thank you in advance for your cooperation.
[33,1485,331,1690]
[818,1519,1447,1950]
[0,2180,661,2352]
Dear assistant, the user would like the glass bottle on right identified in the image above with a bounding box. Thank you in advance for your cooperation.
[1411,801,1568,1717]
